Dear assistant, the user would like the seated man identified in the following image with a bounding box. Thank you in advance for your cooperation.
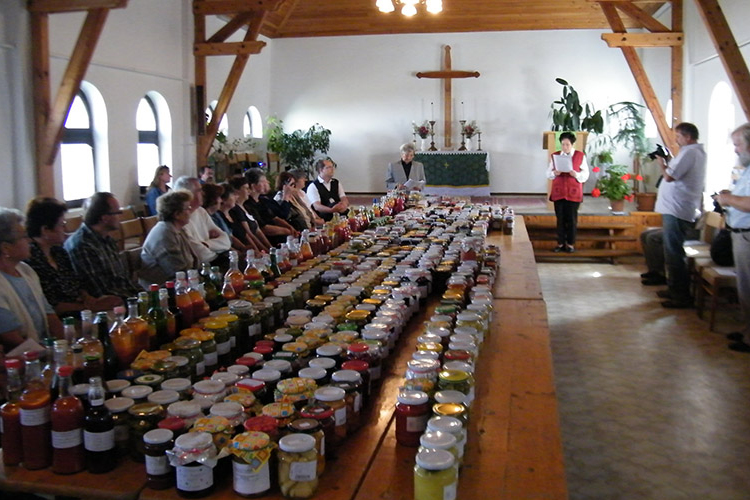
[173,176,231,265]
[244,168,298,246]
[64,192,142,299]
[199,166,214,185]
[306,158,349,222]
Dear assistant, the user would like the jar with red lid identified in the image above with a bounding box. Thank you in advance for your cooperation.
[330,375,362,434]
[243,415,280,442]
[253,345,274,361]
[395,390,430,447]
[235,356,258,371]
[158,416,188,439]
[340,360,371,406]
[345,342,380,381]
[235,378,267,405]
[299,403,336,459]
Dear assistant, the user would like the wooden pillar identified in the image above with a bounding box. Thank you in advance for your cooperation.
[194,10,208,169]
[671,0,683,126]
[31,12,52,197]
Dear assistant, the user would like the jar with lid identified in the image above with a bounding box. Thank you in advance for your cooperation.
[437,369,474,401]
[455,312,483,340]
[273,288,295,318]
[252,369,281,404]
[151,360,179,381]
[148,389,180,407]
[192,380,227,410]
[167,400,203,428]
[192,416,233,451]
[204,320,231,367]
[227,431,276,497]
[243,415,280,442]
[254,302,274,335]
[298,366,328,387]
[211,371,239,390]
[167,431,217,498]
[299,403,336,459]
[263,296,285,328]
[418,430,459,465]
[227,363,251,378]
[213,314,240,358]
[209,401,246,434]
[161,377,192,400]
[236,378,268,406]
[128,402,165,461]
[144,428,175,490]
[105,379,130,398]
[413,350,440,362]
[190,330,218,375]
[164,356,191,380]
[313,387,347,445]
[173,337,205,381]
[442,360,474,375]
[345,342,377,379]
[228,300,260,353]
[261,402,296,436]
[277,433,319,499]
[274,377,318,407]
[395,390,430,447]
[435,389,470,416]
[404,359,440,395]
[315,343,343,368]
[287,418,325,476]
[433,402,469,426]
[330,378,362,434]
[308,357,337,380]
[224,392,262,418]
[362,327,390,359]
[104,396,134,458]
[253,344,274,361]
[426,416,466,463]
[135,373,165,390]
[448,340,478,359]
[413,448,457,500]
[122,384,153,404]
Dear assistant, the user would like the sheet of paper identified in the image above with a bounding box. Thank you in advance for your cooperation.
[553,155,573,173]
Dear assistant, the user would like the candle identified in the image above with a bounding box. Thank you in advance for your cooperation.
[431,101,434,120]
[462,101,465,120]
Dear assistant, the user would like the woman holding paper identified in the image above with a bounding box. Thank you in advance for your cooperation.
[547,132,590,253]
[386,143,426,191]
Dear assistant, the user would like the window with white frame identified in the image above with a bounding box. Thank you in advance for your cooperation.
[706,81,736,197]
[243,106,263,138]
[137,92,173,186]
[206,100,229,137]
[61,91,96,203]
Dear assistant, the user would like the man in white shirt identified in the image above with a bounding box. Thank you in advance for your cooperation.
[173,176,231,264]
[306,158,349,222]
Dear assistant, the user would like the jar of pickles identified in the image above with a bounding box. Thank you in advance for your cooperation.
[191,330,218,374]
[128,402,166,461]
[227,431,275,497]
[287,418,325,476]
[104,396,135,458]
[413,449,457,500]
[313,387,347,445]
[173,337,205,381]
[229,300,260,353]
[437,369,474,400]
[167,431,217,498]
[204,320,231,367]
[214,314,240,357]
[164,356,191,380]
[277,433,319,499]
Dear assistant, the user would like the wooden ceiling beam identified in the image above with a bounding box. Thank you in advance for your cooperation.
[613,1,670,32]
[193,0,283,16]
[692,0,750,120]
[28,0,126,13]
[602,32,683,47]
[194,40,265,56]
[206,12,254,44]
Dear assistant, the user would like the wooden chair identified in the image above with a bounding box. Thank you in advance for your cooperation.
[695,265,737,331]
[266,152,281,174]
[141,215,158,236]
[122,246,143,285]
[120,218,144,251]
[685,211,725,297]
[64,214,83,235]
[121,206,137,221]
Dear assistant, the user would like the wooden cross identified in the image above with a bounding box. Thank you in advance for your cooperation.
[417,45,480,148]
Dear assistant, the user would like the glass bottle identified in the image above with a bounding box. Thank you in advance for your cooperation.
[201,262,220,309]
[286,236,300,266]
[51,365,85,474]
[138,290,151,317]
[277,244,292,273]
[225,250,246,292]
[20,350,52,470]
[413,449,457,500]
[62,316,77,345]
[299,231,314,261]
[175,271,195,327]
[165,280,185,333]
[243,250,263,282]
[1,358,24,466]
[160,288,178,340]
[188,270,210,320]
[84,376,116,473]
[50,339,70,401]
[222,276,237,301]
[71,344,86,385]
[269,248,282,279]
[126,296,151,354]
[95,311,119,380]
[79,309,95,349]
[110,305,137,369]
[148,283,169,349]
[209,266,224,292]
[41,336,56,388]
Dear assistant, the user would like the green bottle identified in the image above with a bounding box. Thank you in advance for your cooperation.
[147,284,169,350]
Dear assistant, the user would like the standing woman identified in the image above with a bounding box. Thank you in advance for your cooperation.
[145,165,172,216]
[547,132,589,253]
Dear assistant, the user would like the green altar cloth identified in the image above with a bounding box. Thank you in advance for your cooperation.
[415,151,490,196]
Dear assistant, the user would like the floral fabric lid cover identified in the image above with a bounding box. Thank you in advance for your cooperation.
[192,416,230,434]
[227,431,275,469]
[276,377,317,396]
[224,392,257,409]
[262,402,296,420]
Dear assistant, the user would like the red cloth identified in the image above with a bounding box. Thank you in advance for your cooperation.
[549,150,585,202]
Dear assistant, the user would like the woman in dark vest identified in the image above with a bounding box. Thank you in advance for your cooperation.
[306,157,349,222]
[547,132,590,253]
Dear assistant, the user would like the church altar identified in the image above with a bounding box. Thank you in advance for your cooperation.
[415,151,490,197]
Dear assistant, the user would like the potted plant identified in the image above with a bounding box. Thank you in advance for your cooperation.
[208,132,259,181]
[591,163,642,213]
[266,117,332,177]
[549,78,604,135]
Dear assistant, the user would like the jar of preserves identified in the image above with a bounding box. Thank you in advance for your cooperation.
[308,357,337,380]
[265,359,293,380]
[105,379,130,398]
[297,366,328,387]
[252,369,281,404]
[442,360,474,375]
[191,380,226,410]
[277,433,319,499]
[224,392,262,418]
[299,403,336,459]
[287,418,325,476]
[395,390,430,447]
[330,378,362,434]
[340,360,371,406]
[158,416,188,440]
[173,337,205,381]
[148,389,180,407]
[151,360,179,381]
[192,416,233,450]
[209,401,246,431]
[144,428,175,490]
[161,377,192,400]
[210,371,239,390]
[190,330,218,375]
[135,374,164,390]
[315,343,343,368]
[243,415,280,442]
[236,378,267,406]
[229,300,261,353]
[204,320,231,367]
[261,402,296,435]
[164,356,191,380]
[167,431,217,498]
[274,377,318,407]
[413,448,457,500]
[432,402,468,426]
[455,311,483,337]
[264,296,285,328]
[227,431,275,497]
[128,402,165,461]
[167,400,203,428]
[313,387,347,445]
[227,363,251,378]
[437,370,473,398]
[214,314,240,357]
[254,302,275,335]
[427,416,466,461]
[104,396,134,458]
[419,430,459,464]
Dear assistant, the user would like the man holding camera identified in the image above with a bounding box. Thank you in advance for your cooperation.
[654,122,706,308]
[715,123,750,352]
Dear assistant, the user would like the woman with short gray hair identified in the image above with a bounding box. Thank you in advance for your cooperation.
[386,143,426,191]
[139,190,200,287]
[0,208,63,350]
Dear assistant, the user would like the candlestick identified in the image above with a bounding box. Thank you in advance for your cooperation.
[458,120,467,151]
[431,101,434,121]
[477,132,482,151]
[461,101,465,120]
[429,120,437,151]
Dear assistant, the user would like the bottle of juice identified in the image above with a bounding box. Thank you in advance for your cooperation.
[1,358,24,466]
[225,250,245,292]
[159,288,177,340]
[187,270,210,319]
[165,281,185,333]
[84,377,116,473]
[174,272,194,328]
[109,306,137,368]
[19,350,52,470]
[148,284,169,349]
[286,235,300,266]
[50,339,70,401]
[244,250,262,281]
[125,297,151,354]
[51,365,85,474]
[277,244,293,273]
[299,230,314,261]
[222,277,237,301]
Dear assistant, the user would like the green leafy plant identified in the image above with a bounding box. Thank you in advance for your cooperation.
[591,164,642,201]
[607,101,653,192]
[208,132,258,165]
[266,117,331,176]
[586,133,615,169]
[550,78,604,133]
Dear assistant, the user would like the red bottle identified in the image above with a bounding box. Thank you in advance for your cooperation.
[51,365,85,474]
[1,358,24,466]
[19,350,52,469]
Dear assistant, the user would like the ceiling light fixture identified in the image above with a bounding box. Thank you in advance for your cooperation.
[377,0,442,16]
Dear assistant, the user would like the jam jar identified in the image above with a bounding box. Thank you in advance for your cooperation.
[274,377,318,407]
[144,428,175,490]
[297,366,329,387]
[227,431,275,497]
[104,396,134,458]
[261,402,296,437]
[340,360,371,406]
[299,403,336,459]
[413,449,457,500]
[236,378,268,406]
[209,401,246,431]
[167,400,203,428]
[192,380,227,410]
[313,387,347,445]
[128,402,166,462]
[427,416,466,462]
[167,431,217,498]
[148,389,180,407]
[418,430,459,464]
[204,320,231,367]
[122,384,153,403]
[277,433,319,499]
[395,390,430,447]
[287,418,326,476]
[161,377,192,400]
[173,337,205,381]
[192,416,233,451]
[252,369,282,404]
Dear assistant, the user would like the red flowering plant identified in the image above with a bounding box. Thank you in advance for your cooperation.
[591,164,643,202]
[413,121,430,139]
[462,120,480,138]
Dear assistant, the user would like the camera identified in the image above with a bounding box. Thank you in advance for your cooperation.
[648,144,670,161]
[711,192,725,214]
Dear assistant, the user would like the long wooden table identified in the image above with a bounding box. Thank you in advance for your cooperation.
[1,216,566,500]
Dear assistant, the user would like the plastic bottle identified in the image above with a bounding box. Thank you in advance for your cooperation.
[84,376,116,473]
[51,365,85,474]
[20,350,52,470]
[110,306,137,368]
[1,358,24,465]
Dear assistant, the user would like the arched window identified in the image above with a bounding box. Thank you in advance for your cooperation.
[243,106,263,138]
[206,101,228,136]
[706,82,736,197]
[137,92,173,186]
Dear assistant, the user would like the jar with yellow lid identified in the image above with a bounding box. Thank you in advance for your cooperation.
[173,336,205,380]
[277,433,319,499]
[214,315,240,358]
[413,448,457,500]
[227,431,276,497]
[192,415,233,450]
[188,330,218,374]
[274,377,318,406]
[415,341,443,356]
[432,402,469,426]
[437,369,474,399]
[345,309,370,329]
[128,401,165,461]
[329,330,358,346]
[261,402,296,435]
[228,300,260,353]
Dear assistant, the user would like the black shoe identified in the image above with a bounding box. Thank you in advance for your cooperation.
[726,332,745,342]
[661,300,693,309]
[553,245,564,253]
[565,245,575,253]
[642,276,667,286]
[641,271,660,279]
[656,289,671,299]
[728,341,750,353]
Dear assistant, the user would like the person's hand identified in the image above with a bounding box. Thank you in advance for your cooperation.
[84,294,123,312]
[208,228,221,238]
[715,191,731,206]
[553,169,561,177]
[333,202,347,213]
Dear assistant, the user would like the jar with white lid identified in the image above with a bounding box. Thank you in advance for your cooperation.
[427,416,466,460]
[226,364,250,377]
[167,431,217,498]
[264,359,293,379]
[211,371,239,389]
[308,357,336,376]
[209,401,246,429]
[192,380,227,410]
[167,400,203,427]
[252,369,281,404]
[413,448,457,500]
[419,430,459,464]
[121,384,153,403]
[395,390,430,447]
[442,360,475,374]
[313,387,347,444]
[148,389,180,406]
[106,378,130,397]
[104,396,135,458]
[277,433,318,499]
[297,366,328,386]
[161,377,192,400]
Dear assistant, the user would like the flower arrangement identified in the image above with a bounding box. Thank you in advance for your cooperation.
[413,121,430,139]
[591,163,643,201]
[462,120,480,138]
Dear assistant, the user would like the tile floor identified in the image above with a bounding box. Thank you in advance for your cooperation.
[538,260,750,500]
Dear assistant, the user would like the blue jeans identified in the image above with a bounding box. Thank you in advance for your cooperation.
[661,214,694,302]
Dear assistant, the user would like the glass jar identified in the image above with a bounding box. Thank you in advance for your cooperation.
[224,392,262,418]
[135,373,165,390]
[148,389,180,407]
[254,302,275,335]
[167,431,217,498]
[299,403,336,459]
[229,300,260,353]
[211,371,239,390]
[265,359,293,380]
[261,402,296,435]
[158,416,188,440]
[204,320,231,367]
[455,312,483,339]
[214,314,240,358]
[151,360,179,381]
[427,416,466,461]
[161,377,192,400]
[192,416,233,450]
[227,431,275,497]
[128,402,165,462]
[104,396,134,458]
[437,369,473,397]
[243,415,280,442]
[209,401,246,430]
[274,377,318,407]
[277,433,319,499]
[395,390,430,447]
[287,418,325,476]
[264,296,285,328]
[106,378,130,398]
[252,369,282,405]
[432,402,469,426]
[144,428,175,490]
[236,378,267,406]
[315,343,343,368]
[167,400,203,428]
[404,359,440,395]
[190,330,218,375]
[173,337,205,381]
[297,366,328,387]
[313,386,347,445]
[330,378,361,434]
[413,449,457,500]
[340,360,371,406]
[164,356,191,380]
[419,430,459,464]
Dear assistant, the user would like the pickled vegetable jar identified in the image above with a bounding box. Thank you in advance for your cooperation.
[277,433,319,499]
[413,448,457,500]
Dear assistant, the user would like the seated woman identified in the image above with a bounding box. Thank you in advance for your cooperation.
[145,165,172,216]
[203,182,254,253]
[289,169,324,228]
[24,197,122,317]
[386,143,426,191]
[228,176,272,252]
[217,183,262,253]
[139,190,200,287]
[0,208,63,351]
[274,171,315,232]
